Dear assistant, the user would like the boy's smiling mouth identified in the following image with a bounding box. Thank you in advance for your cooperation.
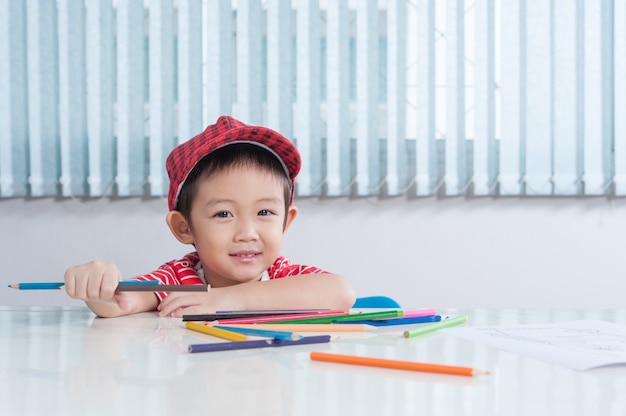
[231,251,260,259]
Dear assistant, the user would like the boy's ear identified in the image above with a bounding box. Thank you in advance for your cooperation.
[166,211,195,244]
[283,205,298,233]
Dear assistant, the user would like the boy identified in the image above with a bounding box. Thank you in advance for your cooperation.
[64,116,355,317]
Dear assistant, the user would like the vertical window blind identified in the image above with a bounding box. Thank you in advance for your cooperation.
[0,0,624,199]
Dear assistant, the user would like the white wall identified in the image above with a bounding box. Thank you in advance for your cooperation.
[1,197,624,309]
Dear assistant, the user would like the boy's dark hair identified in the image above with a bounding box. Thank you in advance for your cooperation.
[176,143,293,225]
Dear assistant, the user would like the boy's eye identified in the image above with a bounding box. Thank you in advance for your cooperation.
[215,211,231,218]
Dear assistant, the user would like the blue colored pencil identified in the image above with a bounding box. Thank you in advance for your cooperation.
[214,325,302,341]
[188,335,331,353]
[340,315,442,327]
[8,282,66,290]
[8,280,160,290]
[272,335,332,347]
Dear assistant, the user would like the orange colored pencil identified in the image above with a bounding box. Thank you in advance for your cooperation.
[310,352,490,377]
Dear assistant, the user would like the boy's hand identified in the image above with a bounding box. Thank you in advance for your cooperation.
[157,290,223,318]
[63,261,130,311]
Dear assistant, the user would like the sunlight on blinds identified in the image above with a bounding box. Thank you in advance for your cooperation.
[0,0,624,199]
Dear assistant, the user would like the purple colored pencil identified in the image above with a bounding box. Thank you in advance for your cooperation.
[188,335,331,353]
[188,339,273,353]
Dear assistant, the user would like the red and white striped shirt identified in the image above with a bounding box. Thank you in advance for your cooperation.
[132,252,328,303]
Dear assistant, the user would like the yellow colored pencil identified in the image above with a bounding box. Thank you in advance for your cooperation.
[185,321,248,341]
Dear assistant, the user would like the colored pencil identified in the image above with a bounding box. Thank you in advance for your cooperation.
[272,335,332,346]
[182,312,322,321]
[7,280,160,290]
[185,322,248,341]
[274,309,403,325]
[310,351,489,377]
[400,308,437,318]
[215,309,331,314]
[183,310,403,324]
[213,325,302,341]
[403,315,468,338]
[343,315,442,327]
[208,323,376,332]
[117,284,210,292]
[188,335,332,353]
[183,310,348,322]
[189,339,272,353]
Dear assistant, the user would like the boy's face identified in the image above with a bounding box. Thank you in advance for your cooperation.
[184,165,296,287]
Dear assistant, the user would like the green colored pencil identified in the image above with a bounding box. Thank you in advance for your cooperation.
[273,309,403,325]
[403,315,468,338]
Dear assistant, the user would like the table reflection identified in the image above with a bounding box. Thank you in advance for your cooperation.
[1,307,625,416]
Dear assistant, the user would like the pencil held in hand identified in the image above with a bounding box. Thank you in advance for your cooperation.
[7,280,161,290]
[310,351,490,377]
[7,281,212,292]
[116,283,210,292]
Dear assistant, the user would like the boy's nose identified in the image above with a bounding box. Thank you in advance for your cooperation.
[234,220,258,241]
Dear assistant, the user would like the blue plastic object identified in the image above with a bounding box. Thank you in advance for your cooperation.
[352,296,401,309]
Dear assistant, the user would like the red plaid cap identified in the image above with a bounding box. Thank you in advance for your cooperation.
[166,116,301,211]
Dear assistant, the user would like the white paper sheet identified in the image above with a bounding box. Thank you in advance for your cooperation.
[443,319,626,371]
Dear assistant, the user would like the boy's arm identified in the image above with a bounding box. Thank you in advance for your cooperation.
[157,273,356,317]
[64,261,159,318]
[84,292,158,318]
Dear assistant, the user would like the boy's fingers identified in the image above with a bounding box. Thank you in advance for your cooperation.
[86,276,103,300]
[158,294,192,317]
[63,269,74,295]
[73,272,89,299]
[101,277,120,299]
[63,261,122,301]
[63,266,84,298]
[157,299,176,317]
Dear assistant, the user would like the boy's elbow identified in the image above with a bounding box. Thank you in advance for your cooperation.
[334,276,356,309]
[86,302,124,318]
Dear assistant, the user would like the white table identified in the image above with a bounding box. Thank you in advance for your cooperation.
[1,306,625,416]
